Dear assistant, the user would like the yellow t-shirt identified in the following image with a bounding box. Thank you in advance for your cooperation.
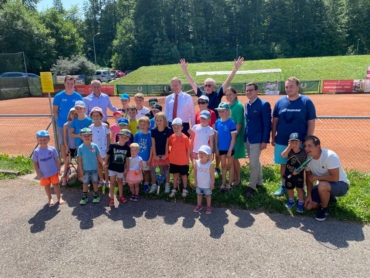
[128,119,139,136]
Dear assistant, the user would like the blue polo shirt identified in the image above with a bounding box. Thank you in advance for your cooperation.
[53,91,83,127]
[215,118,237,151]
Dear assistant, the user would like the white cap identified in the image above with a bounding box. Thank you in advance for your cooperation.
[74,100,85,108]
[172,117,183,126]
[198,145,211,155]
[199,95,209,102]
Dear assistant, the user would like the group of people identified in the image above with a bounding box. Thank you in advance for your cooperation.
[32,59,350,221]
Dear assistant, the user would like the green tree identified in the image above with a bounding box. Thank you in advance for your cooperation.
[0,0,55,73]
[50,55,96,76]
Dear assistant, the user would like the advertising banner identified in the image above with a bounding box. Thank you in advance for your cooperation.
[366,66,370,80]
[322,80,354,93]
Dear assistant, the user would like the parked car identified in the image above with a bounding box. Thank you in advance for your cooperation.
[93,70,112,83]
[110,70,125,79]
[0,72,40,78]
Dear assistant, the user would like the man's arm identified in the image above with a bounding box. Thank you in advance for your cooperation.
[53,105,59,119]
[308,167,339,183]
[179,59,199,95]
[307,119,315,136]
[271,117,279,146]
[107,97,118,112]
[304,170,314,207]
[262,102,272,145]
[222,57,244,92]
[188,95,196,125]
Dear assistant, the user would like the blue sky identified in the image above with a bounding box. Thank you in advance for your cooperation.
[37,0,81,11]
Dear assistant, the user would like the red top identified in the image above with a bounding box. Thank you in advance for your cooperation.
[195,109,217,127]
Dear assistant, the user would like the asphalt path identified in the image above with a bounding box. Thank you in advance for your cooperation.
[1,177,369,277]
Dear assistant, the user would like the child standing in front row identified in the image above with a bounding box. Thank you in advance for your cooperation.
[33,130,64,206]
[77,128,105,205]
[89,106,111,186]
[70,101,93,147]
[215,102,237,192]
[281,132,307,213]
[191,110,214,161]
[168,118,191,198]
[149,112,172,193]
[62,107,77,186]
[134,116,152,192]
[193,145,215,214]
[105,129,131,206]
[126,143,144,201]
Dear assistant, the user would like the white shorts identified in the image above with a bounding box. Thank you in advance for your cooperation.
[100,151,107,159]
[142,161,150,171]
[108,170,124,179]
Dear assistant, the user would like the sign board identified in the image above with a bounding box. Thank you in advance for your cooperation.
[322,80,370,93]
[56,75,85,85]
[40,72,55,93]
[367,66,370,80]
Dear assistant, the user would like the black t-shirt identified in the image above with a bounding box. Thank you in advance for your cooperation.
[106,143,131,172]
[284,148,307,182]
[196,87,224,118]
[151,127,172,156]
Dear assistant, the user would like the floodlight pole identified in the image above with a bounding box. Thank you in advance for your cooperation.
[93,33,100,67]
[357,39,360,55]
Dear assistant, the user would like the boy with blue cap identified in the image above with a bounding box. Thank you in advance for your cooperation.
[32,130,64,206]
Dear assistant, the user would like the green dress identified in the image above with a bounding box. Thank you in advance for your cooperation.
[230,99,246,159]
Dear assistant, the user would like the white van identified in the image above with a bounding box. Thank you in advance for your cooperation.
[93,70,112,83]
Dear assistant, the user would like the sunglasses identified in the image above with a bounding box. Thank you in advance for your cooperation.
[149,101,158,106]
[204,84,213,88]
[198,101,207,105]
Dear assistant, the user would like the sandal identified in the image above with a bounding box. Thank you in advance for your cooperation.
[130,195,135,201]
[220,184,226,193]
[226,184,232,191]
[134,195,139,202]
[108,198,114,207]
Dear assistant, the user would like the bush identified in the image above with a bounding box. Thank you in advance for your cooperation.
[50,55,96,76]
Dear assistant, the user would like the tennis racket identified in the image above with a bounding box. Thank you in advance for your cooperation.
[287,156,313,178]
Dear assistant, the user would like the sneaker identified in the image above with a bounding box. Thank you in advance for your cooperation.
[98,180,105,188]
[245,187,256,199]
[130,195,136,201]
[149,184,157,193]
[206,206,212,214]
[165,183,171,194]
[143,184,149,193]
[119,196,128,203]
[214,168,221,179]
[193,205,202,212]
[169,189,177,197]
[315,207,328,221]
[274,186,287,196]
[296,202,304,213]
[108,198,114,207]
[134,195,139,202]
[226,184,232,191]
[93,195,100,203]
[79,196,88,205]
[220,184,226,193]
[182,188,188,197]
[285,199,295,209]
[329,195,338,203]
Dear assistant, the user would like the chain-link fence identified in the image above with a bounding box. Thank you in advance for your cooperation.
[0,115,369,172]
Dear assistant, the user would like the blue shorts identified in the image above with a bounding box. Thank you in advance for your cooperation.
[274,144,288,164]
[311,181,349,204]
[196,187,212,195]
[83,170,99,184]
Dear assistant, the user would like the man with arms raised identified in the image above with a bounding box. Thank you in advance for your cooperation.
[304,135,350,221]
[53,75,83,166]
[244,83,272,198]
[164,77,195,137]
[179,57,244,176]
[271,77,316,196]
[84,80,118,122]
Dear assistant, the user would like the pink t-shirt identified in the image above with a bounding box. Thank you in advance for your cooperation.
[111,124,120,142]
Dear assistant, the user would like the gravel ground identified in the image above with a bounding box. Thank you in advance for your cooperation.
[0,177,369,278]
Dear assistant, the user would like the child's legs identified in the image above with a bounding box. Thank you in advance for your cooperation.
[172,173,180,189]
[296,188,304,201]
[134,183,139,195]
[233,158,240,182]
[144,170,150,183]
[165,165,170,183]
[206,195,212,207]
[109,175,117,198]
[82,183,89,192]
[44,184,52,200]
[128,183,135,194]
[91,170,99,192]
[98,163,103,181]
[52,183,62,201]
[227,156,234,185]
[197,194,203,206]
[181,174,187,189]
[287,189,294,199]
[220,155,227,184]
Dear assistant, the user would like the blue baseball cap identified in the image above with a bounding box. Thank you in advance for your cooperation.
[118,129,132,137]
[36,130,50,138]
[289,132,300,141]
[118,118,129,125]
[200,110,211,119]
[120,93,130,100]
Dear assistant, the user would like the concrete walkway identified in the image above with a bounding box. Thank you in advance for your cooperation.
[0,177,369,277]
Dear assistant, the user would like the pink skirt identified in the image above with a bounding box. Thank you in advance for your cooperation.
[126,170,143,184]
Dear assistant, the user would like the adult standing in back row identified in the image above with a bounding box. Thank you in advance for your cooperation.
[179,57,245,176]
[271,77,316,196]
[53,75,83,172]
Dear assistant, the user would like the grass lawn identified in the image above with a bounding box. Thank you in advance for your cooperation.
[0,154,34,179]
[65,164,370,224]
[112,55,369,85]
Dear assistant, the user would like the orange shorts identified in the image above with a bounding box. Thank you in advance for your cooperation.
[40,173,59,186]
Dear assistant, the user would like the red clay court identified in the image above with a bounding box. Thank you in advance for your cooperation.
[0,94,369,172]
